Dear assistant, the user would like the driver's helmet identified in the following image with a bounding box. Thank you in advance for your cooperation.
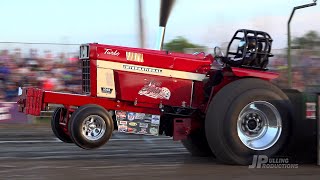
[238,38,257,52]
[247,38,257,51]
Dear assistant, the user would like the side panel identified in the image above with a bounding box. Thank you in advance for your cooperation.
[231,67,279,80]
[173,57,211,72]
[191,81,206,109]
[97,68,116,98]
[114,71,193,107]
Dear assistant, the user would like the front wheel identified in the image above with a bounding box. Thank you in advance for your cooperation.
[51,107,73,143]
[205,78,292,165]
[68,104,114,150]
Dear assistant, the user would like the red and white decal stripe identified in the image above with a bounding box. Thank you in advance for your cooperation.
[96,60,206,81]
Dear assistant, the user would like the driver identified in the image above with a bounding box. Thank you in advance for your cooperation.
[228,38,257,66]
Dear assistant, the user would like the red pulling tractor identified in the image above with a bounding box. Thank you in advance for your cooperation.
[17,1,316,165]
[17,28,297,165]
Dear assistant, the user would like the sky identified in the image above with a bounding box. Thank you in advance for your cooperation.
[0,0,319,55]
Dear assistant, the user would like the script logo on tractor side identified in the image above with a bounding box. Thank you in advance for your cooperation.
[138,81,171,100]
[104,49,120,56]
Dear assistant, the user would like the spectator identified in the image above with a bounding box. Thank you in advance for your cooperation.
[0,92,5,102]
[4,82,18,102]
[0,50,10,66]
[0,61,10,83]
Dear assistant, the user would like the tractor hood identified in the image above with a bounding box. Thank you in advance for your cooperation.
[85,43,212,75]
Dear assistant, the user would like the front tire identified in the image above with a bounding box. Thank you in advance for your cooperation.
[205,78,292,165]
[68,104,114,150]
[51,107,73,143]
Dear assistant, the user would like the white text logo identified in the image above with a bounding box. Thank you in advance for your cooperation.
[249,155,298,169]
[104,49,120,56]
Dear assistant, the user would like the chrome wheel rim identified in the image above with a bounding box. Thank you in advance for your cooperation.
[237,101,282,150]
[82,115,106,141]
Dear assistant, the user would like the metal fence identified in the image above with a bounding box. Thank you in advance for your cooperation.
[0,42,80,64]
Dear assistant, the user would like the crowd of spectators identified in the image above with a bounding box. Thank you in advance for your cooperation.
[269,49,320,92]
[0,48,81,102]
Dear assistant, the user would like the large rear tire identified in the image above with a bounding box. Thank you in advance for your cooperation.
[51,107,73,143]
[68,104,114,150]
[181,129,214,157]
[205,78,292,165]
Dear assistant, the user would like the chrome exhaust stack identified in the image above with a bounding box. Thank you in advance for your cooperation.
[156,26,166,50]
[156,0,175,50]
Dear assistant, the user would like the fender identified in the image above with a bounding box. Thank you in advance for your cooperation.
[231,67,279,80]
[203,67,279,113]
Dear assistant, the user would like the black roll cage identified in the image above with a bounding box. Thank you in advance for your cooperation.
[225,29,274,70]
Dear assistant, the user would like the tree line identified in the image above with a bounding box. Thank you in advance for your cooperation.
[163,30,320,52]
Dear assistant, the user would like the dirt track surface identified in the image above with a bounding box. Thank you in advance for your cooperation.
[0,124,319,180]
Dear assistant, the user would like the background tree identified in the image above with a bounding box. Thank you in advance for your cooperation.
[163,36,206,52]
[292,30,320,49]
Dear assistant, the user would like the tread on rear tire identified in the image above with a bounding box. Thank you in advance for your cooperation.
[181,129,214,157]
[205,78,292,165]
